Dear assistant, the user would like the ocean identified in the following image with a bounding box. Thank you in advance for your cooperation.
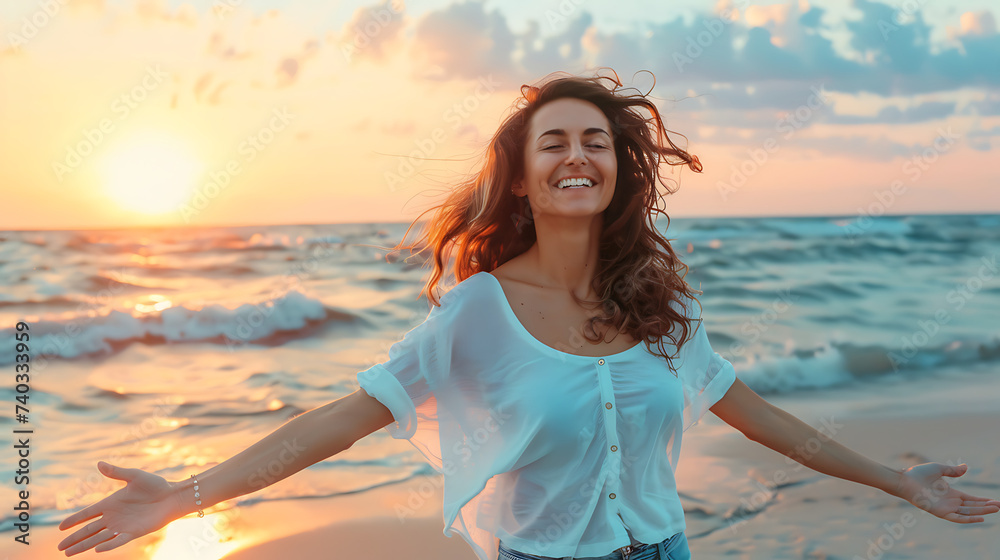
[1,213,998,538]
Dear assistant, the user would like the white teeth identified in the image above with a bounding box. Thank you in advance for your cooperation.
[556,177,595,189]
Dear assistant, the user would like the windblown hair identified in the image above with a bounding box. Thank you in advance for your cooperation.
[384,68,706,375]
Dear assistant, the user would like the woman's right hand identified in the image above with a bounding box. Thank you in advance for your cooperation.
[58,461,182,556]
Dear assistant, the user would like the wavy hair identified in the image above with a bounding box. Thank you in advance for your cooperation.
[381,68,705,375]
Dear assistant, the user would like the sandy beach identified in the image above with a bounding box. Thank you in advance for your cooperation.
[21,363,998,560]
[226,363,1000,560]
[27,471,474,560]
[680,364,1000,559]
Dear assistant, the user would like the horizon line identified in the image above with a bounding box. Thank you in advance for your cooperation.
[3,209,998,233]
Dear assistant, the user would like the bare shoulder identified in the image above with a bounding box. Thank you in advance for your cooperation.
[488,256,534,285]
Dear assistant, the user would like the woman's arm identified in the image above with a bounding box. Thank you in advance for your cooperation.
[167,388,395,518]
[709,379,1000,523]
[59,388,396,555]
[712,380,900,492]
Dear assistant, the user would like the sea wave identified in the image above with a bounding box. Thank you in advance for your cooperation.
[0,291,349,364]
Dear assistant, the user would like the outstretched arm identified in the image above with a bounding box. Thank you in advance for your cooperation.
[709,379,1000,523]
[167,388,394,519]
[58,388,396,555]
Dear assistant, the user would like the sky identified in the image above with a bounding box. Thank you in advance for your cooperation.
[0,0,998,231]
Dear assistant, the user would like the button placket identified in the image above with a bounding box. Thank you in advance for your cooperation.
[594,357,633,549]
[594,357,623,503]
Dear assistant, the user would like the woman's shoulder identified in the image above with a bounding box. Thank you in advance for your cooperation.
[437,271,493,308]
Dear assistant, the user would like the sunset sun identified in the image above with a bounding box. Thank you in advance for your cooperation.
[100,134,203,215]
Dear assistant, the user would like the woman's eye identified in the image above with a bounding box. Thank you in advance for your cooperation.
[543,144,608,150]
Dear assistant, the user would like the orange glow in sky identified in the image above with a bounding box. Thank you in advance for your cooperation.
[0,1,997,231]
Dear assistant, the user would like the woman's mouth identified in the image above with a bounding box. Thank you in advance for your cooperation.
[553,177,596,189]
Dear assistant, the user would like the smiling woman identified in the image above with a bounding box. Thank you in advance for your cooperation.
[98,133,204,215]
[55,68,1000,560]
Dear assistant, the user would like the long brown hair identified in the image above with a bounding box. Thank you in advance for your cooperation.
[383,68,705,374]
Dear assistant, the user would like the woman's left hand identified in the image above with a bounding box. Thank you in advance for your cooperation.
[893,462,1000,523]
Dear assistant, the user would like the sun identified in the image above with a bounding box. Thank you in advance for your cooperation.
[99,134,204,215]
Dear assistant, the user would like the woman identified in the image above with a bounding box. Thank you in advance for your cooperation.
[57,70,1000,559]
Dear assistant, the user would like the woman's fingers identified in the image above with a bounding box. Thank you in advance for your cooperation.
[57,518,104,551]
[959,492,1000,506]
[95,532,128,553]
[98,461,139,482]
[961,504,1000,515]
[61,527,117,556]
[940,500,1000,524]
[945,512,986,523]
[58,505,102,531]
[58,462,129,532]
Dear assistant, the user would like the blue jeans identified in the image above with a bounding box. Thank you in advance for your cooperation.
[498,531,691,560]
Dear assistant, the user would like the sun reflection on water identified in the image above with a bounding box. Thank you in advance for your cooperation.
[147,515,245,560]
[134,294,173,314]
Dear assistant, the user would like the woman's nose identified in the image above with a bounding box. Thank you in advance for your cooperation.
[565,143,587,164]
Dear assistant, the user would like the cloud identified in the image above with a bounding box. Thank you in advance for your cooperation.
[379,0,996,162]
[515,12,594,78]
[207,31,252,60]
[966,122,1000,151]
[190,72,231,105]
[276,39,320,87]
[3,0,996,166]
[339,0,406,63]
[799,5,825,28]
[828,101,957,124]
[412,0,515,81]
[958,10,997,36]
[959,92,1000,116]
[394,0,992,99]
[133,0,196,26]
[754,131,925,161]
[277,57,299,86]
[685,82,833,113]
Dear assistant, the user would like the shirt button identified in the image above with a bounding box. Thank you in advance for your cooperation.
[609,493,616,499]
[598,359,605,365]
[605,402,613,409]
[610,445,618,452]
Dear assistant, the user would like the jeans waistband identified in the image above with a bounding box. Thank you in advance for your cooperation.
[498,530,684,560]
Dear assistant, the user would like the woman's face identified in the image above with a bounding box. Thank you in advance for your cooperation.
[513,97,618,218]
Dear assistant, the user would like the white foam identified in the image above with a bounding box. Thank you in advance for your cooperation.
[9,290,329,362]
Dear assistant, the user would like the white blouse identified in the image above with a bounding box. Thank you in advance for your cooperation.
[357,271,737,560]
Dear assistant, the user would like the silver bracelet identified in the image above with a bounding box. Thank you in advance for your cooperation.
[189,474,204,517]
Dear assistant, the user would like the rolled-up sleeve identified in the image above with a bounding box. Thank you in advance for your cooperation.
[357,298,451,440]
[675,301,737,432]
